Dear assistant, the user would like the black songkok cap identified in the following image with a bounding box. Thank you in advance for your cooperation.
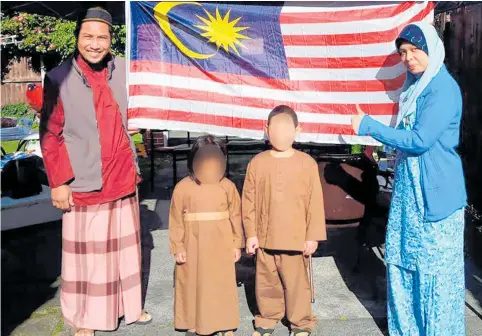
[82,7,112,27]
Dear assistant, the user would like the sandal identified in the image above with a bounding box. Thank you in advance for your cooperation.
[74,329,95,336]
[252,327,275,336]
[134,311,153,325]
[291,329,311,336]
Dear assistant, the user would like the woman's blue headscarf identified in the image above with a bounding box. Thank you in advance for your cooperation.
[396,24,429,55]
[396,22,445,129]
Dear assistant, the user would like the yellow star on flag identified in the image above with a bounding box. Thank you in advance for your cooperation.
[195,7,250,55]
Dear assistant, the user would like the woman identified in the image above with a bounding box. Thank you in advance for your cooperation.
[352,22,467,335]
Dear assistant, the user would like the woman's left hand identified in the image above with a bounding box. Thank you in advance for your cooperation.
[351,104,366,135]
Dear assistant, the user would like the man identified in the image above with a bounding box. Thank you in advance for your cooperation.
[40,7,151,336]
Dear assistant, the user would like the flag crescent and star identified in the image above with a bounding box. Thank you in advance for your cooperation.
[154,1,250,59]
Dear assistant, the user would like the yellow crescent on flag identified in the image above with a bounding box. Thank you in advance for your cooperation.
[154,2,216,60]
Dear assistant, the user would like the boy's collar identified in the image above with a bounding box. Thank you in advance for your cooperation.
[269,148,295,158]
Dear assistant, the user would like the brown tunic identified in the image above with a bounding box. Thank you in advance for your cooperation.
[242,150,327,251]
[169,177,243,334]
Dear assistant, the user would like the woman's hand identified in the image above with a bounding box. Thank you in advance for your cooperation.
[351,104,366,135]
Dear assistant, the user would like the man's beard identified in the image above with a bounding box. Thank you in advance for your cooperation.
[79,52,110,71]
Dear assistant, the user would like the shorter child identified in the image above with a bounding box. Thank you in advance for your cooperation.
[243,105,327,336]
[169,134,243,336]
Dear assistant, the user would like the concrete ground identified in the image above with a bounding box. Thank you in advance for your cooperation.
[2,134,482,335]
[3,219,482,336]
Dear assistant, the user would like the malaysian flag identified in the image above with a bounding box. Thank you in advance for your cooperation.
[127,1,434,145]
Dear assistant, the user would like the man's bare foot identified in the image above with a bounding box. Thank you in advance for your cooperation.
[74,329,94,336]
[137,311,152,323]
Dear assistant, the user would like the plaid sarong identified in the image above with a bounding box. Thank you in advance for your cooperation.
[61,194,142,330]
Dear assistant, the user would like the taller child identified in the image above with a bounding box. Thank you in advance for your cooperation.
[242,105,327,336]
[40,7,151,336]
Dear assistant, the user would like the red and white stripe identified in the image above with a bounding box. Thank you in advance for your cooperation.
[128,1,434,145]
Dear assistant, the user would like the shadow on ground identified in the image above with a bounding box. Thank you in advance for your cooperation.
[1,220,62,335]
[221,150,391,334]
[234,226,388,335]
[0,185,167,335]
[321,229,388,335]
[3,139,481,335]
[465,213,482,321]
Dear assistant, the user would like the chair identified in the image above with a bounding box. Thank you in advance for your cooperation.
[225,138,269,177]
[294,142,344,156]
[145,130,192,191]
[316,153,391,273]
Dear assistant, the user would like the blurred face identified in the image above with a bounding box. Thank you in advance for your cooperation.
[77,21,111,64]
[398,41,429,75]
[266,113,300,152]
[193,152,226,184]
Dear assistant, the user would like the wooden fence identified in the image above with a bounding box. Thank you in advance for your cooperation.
[443,4,482,214]
[1,56,41,106]
[438,4,482,266]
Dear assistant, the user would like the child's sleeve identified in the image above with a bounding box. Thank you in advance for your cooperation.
[306,161,327,242]
[242,161,257,238]
[169,185,185,255]
[228,182,244,249]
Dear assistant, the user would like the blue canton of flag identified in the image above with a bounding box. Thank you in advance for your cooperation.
[130,1,289,79]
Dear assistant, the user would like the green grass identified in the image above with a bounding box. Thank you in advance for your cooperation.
[29,305,61,319]
[51,317,64,336]
[1,122,38,155]
[1,140,20,154]
[351,144,363,154]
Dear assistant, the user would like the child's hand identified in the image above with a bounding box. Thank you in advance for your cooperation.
[303,240,318,256]
[246,236,259,255]
[234,248,241,262]
[175,252,187,264]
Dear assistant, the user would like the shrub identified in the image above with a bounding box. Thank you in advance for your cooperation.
[1,103,30,118]
[351,144,363,154]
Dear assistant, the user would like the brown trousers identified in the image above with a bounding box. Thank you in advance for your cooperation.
[255,249,316,332]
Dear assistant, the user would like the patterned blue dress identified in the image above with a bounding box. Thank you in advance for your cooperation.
[385,122,466,335]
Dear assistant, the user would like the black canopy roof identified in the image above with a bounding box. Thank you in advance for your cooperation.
[1,1,125,24]
[1,1,481,24]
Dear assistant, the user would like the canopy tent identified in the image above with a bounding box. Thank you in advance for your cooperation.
[434,1,482,13]
[2,1,481,23]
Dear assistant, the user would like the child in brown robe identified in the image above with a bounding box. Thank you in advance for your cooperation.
[242,105,327,336]
[169,135,244,336]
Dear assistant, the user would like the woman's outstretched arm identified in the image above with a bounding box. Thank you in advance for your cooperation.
[357,86,460,155]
